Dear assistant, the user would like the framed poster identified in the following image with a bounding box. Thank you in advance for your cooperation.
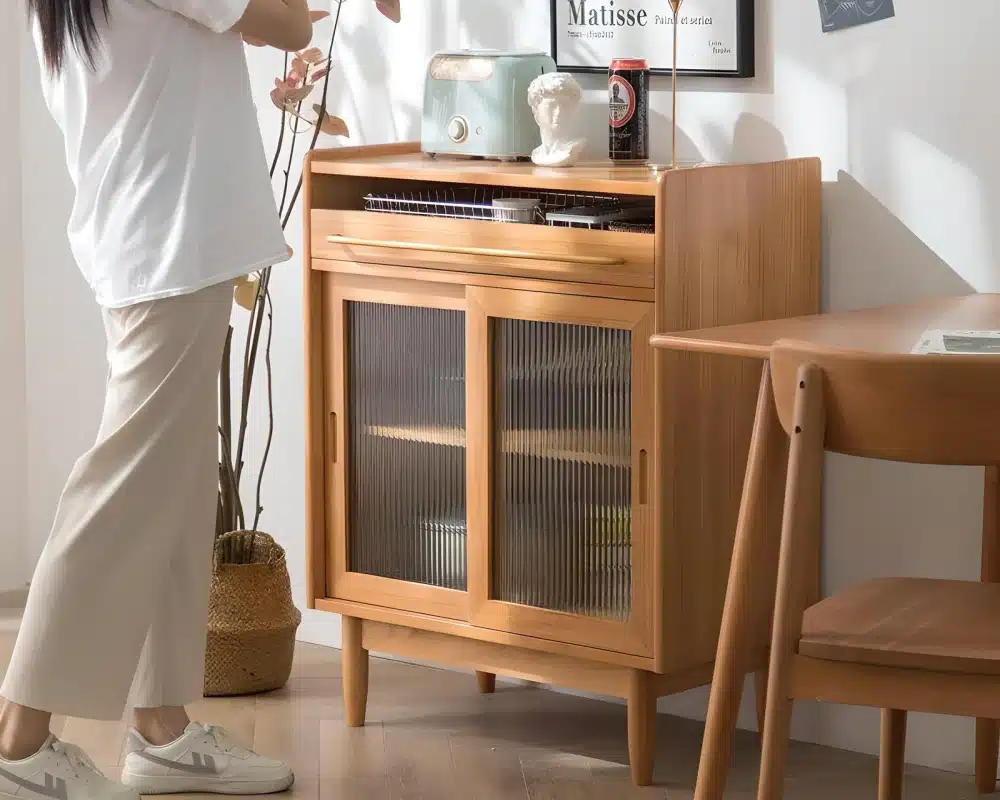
[550,0,755,78]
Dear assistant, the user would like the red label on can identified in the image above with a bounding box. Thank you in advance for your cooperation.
[609,74,636,129]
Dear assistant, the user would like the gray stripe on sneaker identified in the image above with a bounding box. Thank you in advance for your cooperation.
[0,766,67,800]
[135,751,220,775]
[192,753,217,772]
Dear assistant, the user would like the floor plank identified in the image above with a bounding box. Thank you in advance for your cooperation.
[519,751,608,800]
[0,614,988,798]
[319,720,389,800]
[449,735,529,800]
[383,725,464,800]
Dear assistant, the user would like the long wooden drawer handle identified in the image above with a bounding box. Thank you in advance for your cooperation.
[326,235,627,267]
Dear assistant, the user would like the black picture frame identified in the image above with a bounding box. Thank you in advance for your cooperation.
[550,0,755,79]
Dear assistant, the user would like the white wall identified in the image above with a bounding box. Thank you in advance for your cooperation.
[16,0,996,776]
[0,6,28,592]
[19,23,106,570]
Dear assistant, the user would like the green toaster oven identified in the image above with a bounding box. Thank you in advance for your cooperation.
[421,50,556,161]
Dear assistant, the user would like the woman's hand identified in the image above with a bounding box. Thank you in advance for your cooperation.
[238,8,329,51]
[245,2,394,43]
[376,0,401,22]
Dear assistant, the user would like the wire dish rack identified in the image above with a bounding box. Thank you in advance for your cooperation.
[363,187,655,232]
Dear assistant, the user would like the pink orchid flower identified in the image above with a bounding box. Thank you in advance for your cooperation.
[290,57,309,82]
[270,70,314,111]
[297,47,325,64]
[290,54,330,85]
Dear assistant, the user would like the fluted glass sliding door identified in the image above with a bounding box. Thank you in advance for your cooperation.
[325,280,470,621]
[467,287,655,656]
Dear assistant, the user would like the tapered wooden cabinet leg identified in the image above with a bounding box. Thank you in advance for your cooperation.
[476,671,496,694]
[754,669,769,734]
[979,468,1000,794]
[627,669,656,787]
[342,616,369,728]
[696,364,789,800]
[878,709,906,800]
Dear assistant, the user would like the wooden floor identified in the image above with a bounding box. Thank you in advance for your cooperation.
[0,612,985,798]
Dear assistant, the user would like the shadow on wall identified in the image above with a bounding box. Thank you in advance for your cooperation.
[344,0,540,145]
[575,92,707,165]
[823,169,972,311]
[702,111,790,164]
[782,0,999,293]
[456,0,517,51]
[731,112,788,163]
[332,0,443,145]
[701,114,973,314]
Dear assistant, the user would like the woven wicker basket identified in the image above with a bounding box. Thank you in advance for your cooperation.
[204,531,302,697]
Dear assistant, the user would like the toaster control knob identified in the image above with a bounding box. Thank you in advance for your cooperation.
[447,116,469,143]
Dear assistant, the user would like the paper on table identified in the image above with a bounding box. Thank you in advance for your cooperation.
[912,330,1000,355]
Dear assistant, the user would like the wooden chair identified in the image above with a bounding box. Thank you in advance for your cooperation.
[757,339,1000,799]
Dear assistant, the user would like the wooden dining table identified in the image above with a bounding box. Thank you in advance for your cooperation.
[650,293,1000,799]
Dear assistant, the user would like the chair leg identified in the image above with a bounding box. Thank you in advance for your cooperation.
[757,364,826,800]
[696,365,789,800]
[879,709,907,800]
[627,669,656,787]
[979,469,1000,794]
[757,683,794,800]
[755,669,769,734]
[976,719,999,794]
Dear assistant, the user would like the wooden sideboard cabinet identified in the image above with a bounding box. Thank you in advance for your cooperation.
[303,143,821,785]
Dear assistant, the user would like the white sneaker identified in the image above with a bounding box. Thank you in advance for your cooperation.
[0,735,138,800]
[120,722,293,795]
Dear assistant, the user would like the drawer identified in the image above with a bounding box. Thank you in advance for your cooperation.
[310,209,654,289]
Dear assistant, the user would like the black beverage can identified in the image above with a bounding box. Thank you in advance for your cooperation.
[609,58,649,162]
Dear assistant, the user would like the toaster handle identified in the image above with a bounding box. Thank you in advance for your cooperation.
[326,235,627,267]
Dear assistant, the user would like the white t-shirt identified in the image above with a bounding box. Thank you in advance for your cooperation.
[34,0,290,308]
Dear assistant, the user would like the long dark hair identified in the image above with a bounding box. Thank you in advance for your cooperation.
[29,0,110,74]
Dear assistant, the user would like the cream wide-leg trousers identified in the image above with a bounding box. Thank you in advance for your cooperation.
[2,281,234,720]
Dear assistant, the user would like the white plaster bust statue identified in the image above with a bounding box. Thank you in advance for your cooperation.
[527,72,587,168]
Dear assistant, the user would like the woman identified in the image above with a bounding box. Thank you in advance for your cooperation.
[0,0,318,796]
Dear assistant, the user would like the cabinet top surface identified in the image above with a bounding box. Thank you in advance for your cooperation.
[308,143,675,195]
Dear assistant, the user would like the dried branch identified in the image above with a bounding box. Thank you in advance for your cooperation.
[218,328,235,535]
[218,466,230,537]
[234,270,268,487]
[220,0,370,540]
[278,106,302,217]
[234,2,342,489]
[282,1,343,227]
[252,288,276,532]
[269,52,291,178]
[216,490,225,539]
[219,425,245,529]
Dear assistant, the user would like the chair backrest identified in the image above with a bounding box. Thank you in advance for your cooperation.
[770,339,1000,466]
